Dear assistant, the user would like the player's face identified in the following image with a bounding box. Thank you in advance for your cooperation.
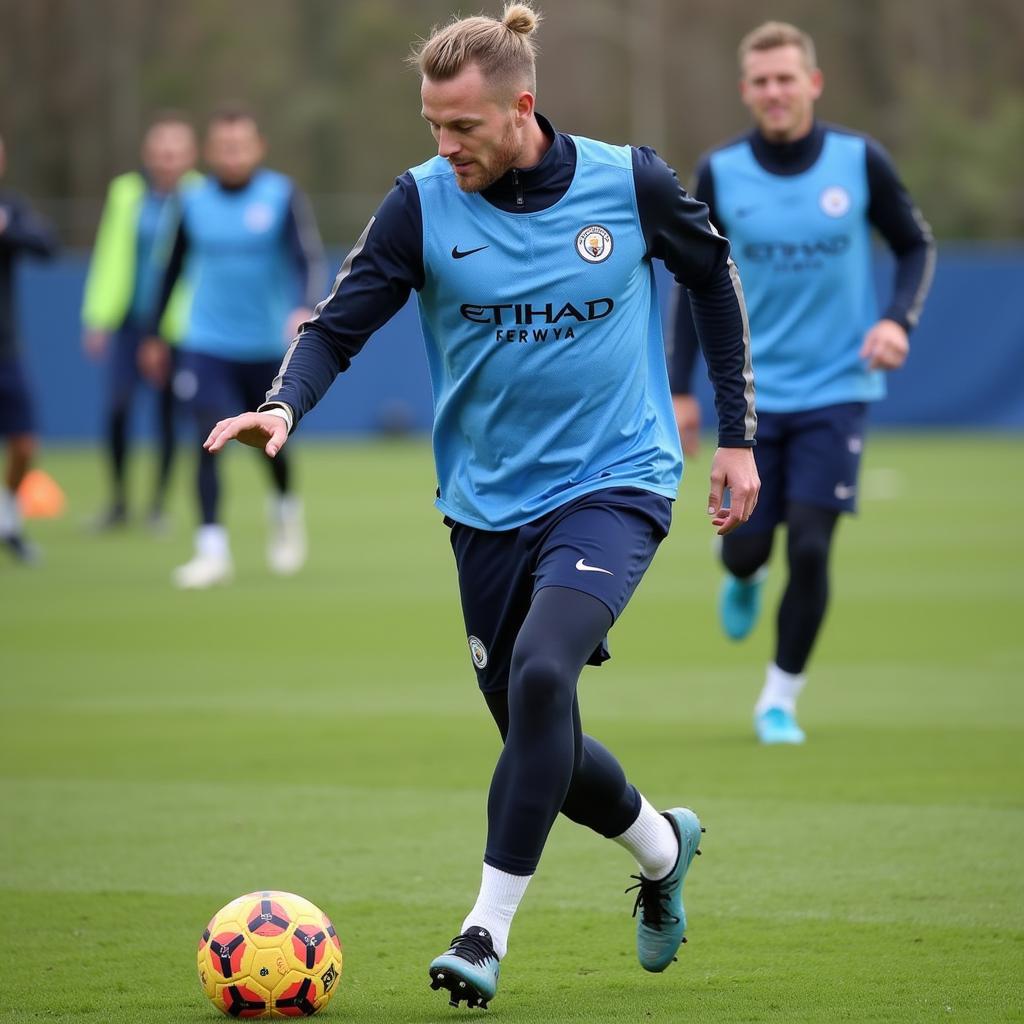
[740,44,823,143]
[142,123,197,192]
[204,119,266,187]
[421,64,531,193]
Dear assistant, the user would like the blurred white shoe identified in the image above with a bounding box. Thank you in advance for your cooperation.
[267,495,306,575]
[172,552,233,589]
[174,525,232,589]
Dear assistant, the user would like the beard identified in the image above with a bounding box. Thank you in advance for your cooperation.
[453,122,521,193]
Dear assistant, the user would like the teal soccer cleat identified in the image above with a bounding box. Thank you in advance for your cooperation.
[755,706,806,744]
[718,571,765,641]
[628,807,704,973]
[429,927,500,1009]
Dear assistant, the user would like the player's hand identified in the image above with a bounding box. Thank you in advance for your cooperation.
[673,394,701,458]
[707,446,760,536]
[138,336,171,386]
[860,318,909,370]
[204,412,290,458]
[82,328,110,360]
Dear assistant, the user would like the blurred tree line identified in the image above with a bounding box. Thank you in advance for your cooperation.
[1,0,1021,245]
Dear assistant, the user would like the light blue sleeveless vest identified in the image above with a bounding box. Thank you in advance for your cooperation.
[410,136,681,530]
[710,131,882,411]
[180,169,297,361]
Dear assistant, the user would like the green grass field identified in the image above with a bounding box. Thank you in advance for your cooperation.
[2,434,1022,1023]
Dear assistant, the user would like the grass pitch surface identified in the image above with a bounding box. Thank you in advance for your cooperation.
[1,434,1022,1023]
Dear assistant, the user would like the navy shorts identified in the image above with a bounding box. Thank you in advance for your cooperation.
[742,402,867,533]
[174,350,282,430]
[449,486,673,692]
[0,356,36,436]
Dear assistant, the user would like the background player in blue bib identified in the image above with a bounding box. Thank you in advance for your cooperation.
[149,107,325,589]
[206,3,759,1007]
[668,22,935,745]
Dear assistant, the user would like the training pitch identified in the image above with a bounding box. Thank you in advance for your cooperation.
[1,433,1021,1022]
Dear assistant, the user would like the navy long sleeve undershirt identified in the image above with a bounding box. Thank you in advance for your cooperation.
[264,114,755,446]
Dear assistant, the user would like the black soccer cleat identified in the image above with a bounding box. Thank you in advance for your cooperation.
[428,927,500,1009]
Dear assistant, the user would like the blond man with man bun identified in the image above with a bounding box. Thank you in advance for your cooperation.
[208,3,758,1006]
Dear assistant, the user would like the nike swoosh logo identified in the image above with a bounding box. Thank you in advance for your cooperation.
[576,558,613,576]
[451,245,489,259]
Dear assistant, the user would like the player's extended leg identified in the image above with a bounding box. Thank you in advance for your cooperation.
[94,328,139,530]
[173,353,235,589]
[483,685,702,973]
[1,433,39,562]
[431,586,608,1007]
[754,502,840,743]
[148,355,178,531]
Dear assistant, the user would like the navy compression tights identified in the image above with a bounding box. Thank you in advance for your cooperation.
[481,586,641,876]
[722,501,840,676]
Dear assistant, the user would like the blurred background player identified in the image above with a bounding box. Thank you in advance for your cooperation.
[668,21,935,744]
[148,105,325,588]
[81,112,198,532]
[0,133,59,562]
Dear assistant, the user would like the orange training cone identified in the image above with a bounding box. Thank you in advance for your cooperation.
[17,469,67,519]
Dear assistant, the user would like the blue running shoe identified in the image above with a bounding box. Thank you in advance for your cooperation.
[429,927,500,1009]
[755,706,806,745]
[628,807,704,973]
[718,571,765,641]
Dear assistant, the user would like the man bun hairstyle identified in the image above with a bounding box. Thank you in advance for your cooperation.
[410,2,542,96]
[738,21,817,72]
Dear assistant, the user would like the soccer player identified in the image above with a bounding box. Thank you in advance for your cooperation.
[149,106,325,588]
[0,133,58,562]
[206,3,759,1007]
[81,113,198,531]
[668,21,935,744]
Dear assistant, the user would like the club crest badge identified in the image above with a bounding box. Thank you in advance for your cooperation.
[244,201,275,233]
[575,224,613,263]
[468,636,488,670]
[819,186,851,218]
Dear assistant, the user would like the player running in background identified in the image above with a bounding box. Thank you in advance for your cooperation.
[668,21,935,745]
[149,106,325,589]
[81,112,199,532]
[0,133,58,562]
[205,3,758,1008]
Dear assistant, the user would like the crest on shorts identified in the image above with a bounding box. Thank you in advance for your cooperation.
[468,636,488,670]
[575,224,613,263]
[819,186,851,218]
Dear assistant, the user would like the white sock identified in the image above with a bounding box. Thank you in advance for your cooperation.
[755,662,807,716]
[0,488,20,537]
[461,863,532,960]
[613,794,678,880]
[196,524,230,560]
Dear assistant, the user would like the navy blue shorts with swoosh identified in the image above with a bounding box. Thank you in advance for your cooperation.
[448,486,672,692]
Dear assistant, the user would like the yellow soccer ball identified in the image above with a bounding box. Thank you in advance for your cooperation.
[197,891,343,1017]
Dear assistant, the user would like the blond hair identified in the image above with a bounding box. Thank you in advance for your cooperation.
[738,21,817,72]
[410,3,542,97]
